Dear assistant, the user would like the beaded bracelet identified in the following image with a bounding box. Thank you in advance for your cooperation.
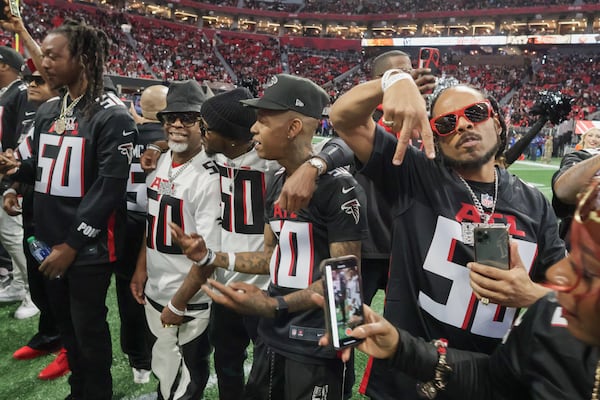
[416,338,453,399]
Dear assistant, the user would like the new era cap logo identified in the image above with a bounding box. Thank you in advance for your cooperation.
[266,75,278,88]
[295,99,304,107]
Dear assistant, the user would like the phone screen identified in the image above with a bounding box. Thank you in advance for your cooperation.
[474,226,510,270]
[321,255,364,349]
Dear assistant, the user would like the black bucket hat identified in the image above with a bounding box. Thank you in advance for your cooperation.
[157,80,211,121]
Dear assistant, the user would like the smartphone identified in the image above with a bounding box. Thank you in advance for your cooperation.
[418,47,440,76]
[122,100,133,110]
[321,255,365,349]
[474,226,510,270]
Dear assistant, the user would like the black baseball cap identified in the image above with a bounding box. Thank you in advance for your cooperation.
[0,46,24,73]
[240,74,329,119]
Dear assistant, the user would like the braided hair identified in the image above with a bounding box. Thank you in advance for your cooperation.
[429,84,508,162]
[50,20,110,120]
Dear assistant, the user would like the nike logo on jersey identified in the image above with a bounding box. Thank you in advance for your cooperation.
[122,130,135,136]
[25,111,35,116]
[341,186,355,194]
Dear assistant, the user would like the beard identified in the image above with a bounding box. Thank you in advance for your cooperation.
[168,140,189,153]
[439,139,501,171]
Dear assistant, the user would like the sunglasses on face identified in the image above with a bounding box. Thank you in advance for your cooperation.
[545,178,600,294]
[24,75,45,86]
[161,113,200,127]
[430,100,493,136]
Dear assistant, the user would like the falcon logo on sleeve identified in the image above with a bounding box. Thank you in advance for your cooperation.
[118,142,134,164]
[341,199,361,224]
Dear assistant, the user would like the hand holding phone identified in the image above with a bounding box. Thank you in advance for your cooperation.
[321,255,365,349]
[418,47,440,75]
[474,225,510,270]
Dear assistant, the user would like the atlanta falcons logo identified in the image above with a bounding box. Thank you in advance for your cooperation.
[118,143,134,164]
[341,199,361,224]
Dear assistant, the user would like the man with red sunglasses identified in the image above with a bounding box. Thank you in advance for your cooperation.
[321,176,600,400]
[329,79,565,399]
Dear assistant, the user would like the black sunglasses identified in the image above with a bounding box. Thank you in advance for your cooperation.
[23,75,45,86]
[161,112,201,128]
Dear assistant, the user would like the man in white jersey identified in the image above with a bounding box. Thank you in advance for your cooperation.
[161,87,272,400]
[130,80,221,400]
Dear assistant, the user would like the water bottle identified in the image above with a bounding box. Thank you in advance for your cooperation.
[27,236,51,264]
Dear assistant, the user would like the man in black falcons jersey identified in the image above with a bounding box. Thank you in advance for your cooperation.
[329,77,565,399]
[0,22,136,400]
[170,74,368,399]
[321,176,600,400]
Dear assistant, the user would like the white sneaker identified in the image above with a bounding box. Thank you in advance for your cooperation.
[132,368,151,384]
[14,294,39,319]
[0,285,25,302]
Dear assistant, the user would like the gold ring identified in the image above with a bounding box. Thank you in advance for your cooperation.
[480,297,490,306]
[381,118,394,127]
[163,324,175,328]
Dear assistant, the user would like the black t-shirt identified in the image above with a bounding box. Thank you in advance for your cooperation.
[360,126,566,399]
[259,166,368,363]
[15,92,137,266]
[393,294,599,400]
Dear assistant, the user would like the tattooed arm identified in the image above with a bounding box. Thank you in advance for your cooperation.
[202,240,362,318]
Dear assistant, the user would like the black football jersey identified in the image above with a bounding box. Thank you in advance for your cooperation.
[258,166,368,363]
[16,91,136,266]
[126,122,165,213]
[0,79,36,151]
[359,126,566,399]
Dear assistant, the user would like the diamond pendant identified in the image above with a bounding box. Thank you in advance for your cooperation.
[55,118,66,135]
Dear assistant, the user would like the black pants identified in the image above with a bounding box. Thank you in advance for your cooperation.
[209,301,259,400]
[23,230,61,351]
[245,343,347,400]
[47,262,113,400]
[114,212,152,370]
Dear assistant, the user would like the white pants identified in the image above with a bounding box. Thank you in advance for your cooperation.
[145,303,211,400]
[0,211,27,292]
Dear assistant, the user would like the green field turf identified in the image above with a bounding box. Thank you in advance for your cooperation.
[0,158,560,400]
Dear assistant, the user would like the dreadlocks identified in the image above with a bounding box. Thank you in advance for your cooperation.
[50,20,109,120]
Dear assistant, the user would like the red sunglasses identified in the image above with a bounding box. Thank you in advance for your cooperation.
[430,100,493,136]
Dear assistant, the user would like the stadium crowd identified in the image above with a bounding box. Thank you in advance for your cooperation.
[0,0,599,400]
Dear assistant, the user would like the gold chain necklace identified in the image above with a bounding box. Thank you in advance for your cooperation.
[55,94,84,134]
[592,360,600,400]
